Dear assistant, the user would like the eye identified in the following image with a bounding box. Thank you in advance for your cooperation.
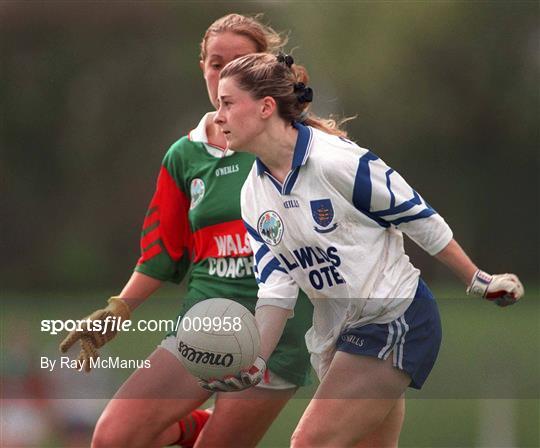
[211,63,222,70]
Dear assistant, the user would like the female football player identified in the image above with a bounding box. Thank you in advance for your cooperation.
[60,15,313,448]
[205,52,525,447]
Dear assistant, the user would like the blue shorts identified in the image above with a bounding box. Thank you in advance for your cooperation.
[335,278,442,389]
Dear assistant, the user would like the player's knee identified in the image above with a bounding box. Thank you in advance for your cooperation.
[291,412,388,448]
[92,413,132,448]
[291,427,319,448]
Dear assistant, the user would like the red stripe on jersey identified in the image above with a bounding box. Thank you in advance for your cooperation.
[140,243,162,261]
[143,208,159,229]
[192,219,252,262]
[137,166,192,265]
[141,227,159,251]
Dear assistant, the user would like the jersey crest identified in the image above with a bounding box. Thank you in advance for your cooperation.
[190,178,205,210]
[310,199,338,233]
[257,211,284,246]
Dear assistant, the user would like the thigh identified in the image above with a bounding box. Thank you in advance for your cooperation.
[194,386,297,448]
[94,348,211,446]
[292,352,410,448]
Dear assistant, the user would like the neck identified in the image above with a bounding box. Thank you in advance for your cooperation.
[249,121,298,184]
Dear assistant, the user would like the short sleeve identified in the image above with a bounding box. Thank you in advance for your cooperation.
[325,147,453,256]
[135,142,193,283]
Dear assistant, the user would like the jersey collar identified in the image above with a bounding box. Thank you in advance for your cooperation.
[188,112,235,158]
[256,122,313,196]
[256,122,313,175]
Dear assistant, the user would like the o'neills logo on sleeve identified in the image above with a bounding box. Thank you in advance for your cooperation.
[177,341,234,367]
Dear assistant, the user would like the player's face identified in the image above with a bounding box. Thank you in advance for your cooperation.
[214,77,265,152]
[200,32,258,110]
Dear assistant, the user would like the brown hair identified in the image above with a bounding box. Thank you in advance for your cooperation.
[200,14,287,61]
[220,53,351,137]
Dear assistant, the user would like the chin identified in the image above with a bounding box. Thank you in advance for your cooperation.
[234,141,252,153]
[227,138,241,151]
[227,135,252,153]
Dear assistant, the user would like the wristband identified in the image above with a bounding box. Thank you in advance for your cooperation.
[466,270,492,297]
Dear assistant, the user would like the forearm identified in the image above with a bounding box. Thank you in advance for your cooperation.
[255,305,292,361]
[117,271,163,311]
[434,239,478,285]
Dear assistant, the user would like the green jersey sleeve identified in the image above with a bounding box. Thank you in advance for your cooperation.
[135,139,193,283]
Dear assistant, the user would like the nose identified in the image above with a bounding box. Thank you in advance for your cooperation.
[214,107,225,126]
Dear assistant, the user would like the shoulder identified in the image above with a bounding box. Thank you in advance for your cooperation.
[308,128,370,174]
[240,164,259,200]
[240,164,260,218]
[164,135,202,163]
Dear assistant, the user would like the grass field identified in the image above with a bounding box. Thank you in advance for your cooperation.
[2,284,538,447]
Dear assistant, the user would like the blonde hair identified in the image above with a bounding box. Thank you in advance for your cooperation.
[200,14,287,61]
[220,53,351,137]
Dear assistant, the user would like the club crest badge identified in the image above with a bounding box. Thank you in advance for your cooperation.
[310,199,338,233]
[257,211,284,246]
[190,178,205,210]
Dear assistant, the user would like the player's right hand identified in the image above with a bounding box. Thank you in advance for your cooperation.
[467,270,524,307]
[59,297,131,371]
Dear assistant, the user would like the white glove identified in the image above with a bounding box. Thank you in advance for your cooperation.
[198,356,267,392]
[467,270,524,307]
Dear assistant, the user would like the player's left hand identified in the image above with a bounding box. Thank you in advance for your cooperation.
[467,270,524,307]
[198,356,267,392]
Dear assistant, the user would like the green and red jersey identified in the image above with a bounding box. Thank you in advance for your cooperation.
[135,113,256,296]
[135,113,312,386]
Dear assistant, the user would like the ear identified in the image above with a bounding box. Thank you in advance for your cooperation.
[199,60,205,74]
[260,96,277,119]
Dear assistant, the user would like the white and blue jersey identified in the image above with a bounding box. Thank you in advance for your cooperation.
[240,123,453,378]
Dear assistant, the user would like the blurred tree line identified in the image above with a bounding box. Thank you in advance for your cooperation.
[2,2,538,292]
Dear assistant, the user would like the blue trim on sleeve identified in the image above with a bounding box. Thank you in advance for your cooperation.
[386,169,396,209]
[353,153,437,227]
[372,190,423,217]
[352,152,390,228]
[259,257,287,283]
[353,152,379,210]
[388,208,437,226]
[243,220,264,243]
[244,220,288,283]
[255,245,270,265]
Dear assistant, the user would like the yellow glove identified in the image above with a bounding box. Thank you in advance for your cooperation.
[59,297,131,371]
[77,336,100,372]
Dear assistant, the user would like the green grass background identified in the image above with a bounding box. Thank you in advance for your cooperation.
[2,284,538,447]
